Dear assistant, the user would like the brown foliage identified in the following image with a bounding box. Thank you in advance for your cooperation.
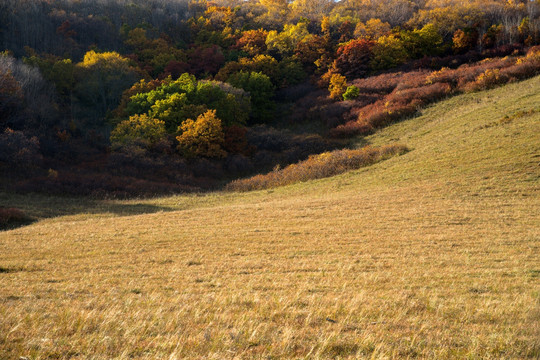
[328,50,540,139]
[329,121,374,138]
[188,45,225,75]
[387,82,452,107]
[0,128,43,170]
[335,39,375,78]
[453,28,479,54]
[16,171,198,199]
[223,125,250,154]
[234,29,268,56]
[295,35,331,70]
[226,144,408,191]
[351,72,404,94]
[163,60,189,80]
[0,207,30,229]
[0,70,24,127]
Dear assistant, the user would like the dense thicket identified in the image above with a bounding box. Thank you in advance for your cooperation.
[1,0,539,196]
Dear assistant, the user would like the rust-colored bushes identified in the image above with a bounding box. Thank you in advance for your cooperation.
[226,144,408,191]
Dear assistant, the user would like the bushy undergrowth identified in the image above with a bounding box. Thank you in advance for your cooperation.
[8,124,334,198]
[15,171,199,199]
[331,48,540,138]
[0,207,31,230]
[0,128,43,171]
[226,144,408,191]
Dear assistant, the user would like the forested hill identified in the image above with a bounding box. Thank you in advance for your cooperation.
[1,0,539,197]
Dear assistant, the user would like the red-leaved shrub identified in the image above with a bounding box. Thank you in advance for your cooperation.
[330,49,540,139]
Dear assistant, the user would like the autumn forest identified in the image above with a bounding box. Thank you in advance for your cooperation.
[1,0,540,197]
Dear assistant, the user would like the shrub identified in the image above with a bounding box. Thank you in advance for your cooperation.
[387,83,451,107]
[329,50,540,140]
[342,85,360,100]
[176,110,227,158]
[360,103,418,129]
[351,72,403,94]
[15,171,198,199]
[394,70,432,91]
[0,128,42,170]
[469,69,508,90]
[226,144,408,191]
[223,125,249,154]
[0,207,30,229]
[329,121,374,138]
[500,62,540,81]
[110,114,167,149]
[245,125,330,168]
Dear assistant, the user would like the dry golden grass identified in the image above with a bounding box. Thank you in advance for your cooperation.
[1,76,540,359]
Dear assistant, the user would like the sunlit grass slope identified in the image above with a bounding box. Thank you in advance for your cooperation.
[1,76,539,359]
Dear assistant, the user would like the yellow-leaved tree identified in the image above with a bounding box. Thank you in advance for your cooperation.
[176,110,226,158]
[110,114,167,148]
[328,73,347,100]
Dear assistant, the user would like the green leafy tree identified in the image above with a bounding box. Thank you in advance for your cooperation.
[150,93,191,131]
[266,22,311,58]
[371,34,408,70]
[227,71,275,123]
[400,23,443,59]
[126,73,249,132]
[23,56,75,104]
[277,58,306,87]
[216,54,299,88]
[125,28,186,77]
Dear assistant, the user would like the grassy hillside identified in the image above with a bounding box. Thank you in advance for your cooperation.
[1,76,539,359]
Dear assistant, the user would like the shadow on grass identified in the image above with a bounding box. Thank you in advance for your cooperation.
[0,193,175,231]
[0,217,36,232]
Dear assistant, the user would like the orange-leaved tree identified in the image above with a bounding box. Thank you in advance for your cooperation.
[176,109,227,158]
